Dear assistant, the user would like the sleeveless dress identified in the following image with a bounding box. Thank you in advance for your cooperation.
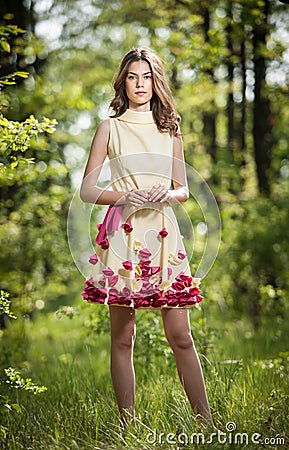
[81,109,203,309]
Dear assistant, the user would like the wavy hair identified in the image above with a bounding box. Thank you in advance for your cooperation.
[110,48,180,136]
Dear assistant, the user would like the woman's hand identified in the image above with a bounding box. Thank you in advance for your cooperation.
[148,183,173,203]
[124,183,188,206]
[125,189,150,206]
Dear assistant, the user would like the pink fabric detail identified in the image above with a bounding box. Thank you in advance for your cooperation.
[82,280,204,308]
[122,260,133,270]
[176,273,193,287]
[158,227,168,238]
[150,266,161,275]
[108,275,119,287]
[98,239,109,249]
[82,225,205,307]
[103,267,114,277]
[121,221,133,233]
[108,287,131,306]
[95,205,124,245]
[81,278,106,303]
[172,281,184,291]
[89,254,99,265]
[139,248,151,259]
[177,250,187,260]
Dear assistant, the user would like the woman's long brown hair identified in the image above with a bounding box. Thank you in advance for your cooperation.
[110,48,180,136]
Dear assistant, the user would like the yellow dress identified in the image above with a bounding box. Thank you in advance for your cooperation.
[81,109,203,309]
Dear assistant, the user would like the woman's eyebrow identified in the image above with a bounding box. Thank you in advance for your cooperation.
[127,71,152,75]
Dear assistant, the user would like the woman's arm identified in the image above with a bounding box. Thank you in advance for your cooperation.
[80,120,124,205]
[148,135,189,204]
[80,120,149,206]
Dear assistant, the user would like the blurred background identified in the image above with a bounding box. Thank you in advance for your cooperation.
[0,0,288,448]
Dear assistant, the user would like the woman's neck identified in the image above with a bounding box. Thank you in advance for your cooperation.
[127,103,151,112]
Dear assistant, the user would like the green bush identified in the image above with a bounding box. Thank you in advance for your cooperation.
[208,195,289,328]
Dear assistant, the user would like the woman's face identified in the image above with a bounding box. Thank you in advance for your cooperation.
[125,60,153,111]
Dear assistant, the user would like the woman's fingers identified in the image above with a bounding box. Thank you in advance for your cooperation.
[159,191,172,203]
[148,183,169,202]
[126,189,149,205]
[125,185,171,205]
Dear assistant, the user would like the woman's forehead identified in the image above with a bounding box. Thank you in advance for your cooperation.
[127,60,151,74]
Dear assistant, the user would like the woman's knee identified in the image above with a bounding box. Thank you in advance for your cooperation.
[111,324,136,351]
[166,329,193,351]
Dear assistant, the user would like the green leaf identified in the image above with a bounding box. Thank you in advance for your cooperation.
[14,71,29,79]
[1,39,10,53]
[10,160,18,169]
[0,291,17,319]
[11,403,22,413]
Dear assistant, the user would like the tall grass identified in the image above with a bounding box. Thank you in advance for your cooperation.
[1,303,288,449]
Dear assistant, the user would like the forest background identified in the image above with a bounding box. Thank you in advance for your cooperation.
[0,0,288,449]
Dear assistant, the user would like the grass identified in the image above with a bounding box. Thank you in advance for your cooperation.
[1,302,288,449]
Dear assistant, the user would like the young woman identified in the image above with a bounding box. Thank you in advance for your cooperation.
[80,48,212,427]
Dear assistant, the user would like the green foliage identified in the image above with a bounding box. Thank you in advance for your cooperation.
[3,367,47,395]
[0,23,25,54]
[0,71,29,87]
[134,311,175,372]
[0,23,31,91]
[0,114,57,168]
[209,195,289,328]
[0,291,46,442]
[55,305,80,320]
[0,367,47,440]
[0,290,16,320]
[0,23,79,338]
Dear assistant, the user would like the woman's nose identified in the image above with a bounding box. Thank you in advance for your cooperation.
[136,78,143,87]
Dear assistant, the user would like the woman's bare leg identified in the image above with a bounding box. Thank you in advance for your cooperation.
[161,308,212,424]
[109,306,136,426]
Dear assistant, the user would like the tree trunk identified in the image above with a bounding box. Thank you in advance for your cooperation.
[0,0,36,77]
[226,2,234,160]
[253,0,273,196]
[201,5,217,168]
[240,39,246,167]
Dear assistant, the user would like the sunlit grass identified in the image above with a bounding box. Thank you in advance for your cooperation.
[1,304,288,449]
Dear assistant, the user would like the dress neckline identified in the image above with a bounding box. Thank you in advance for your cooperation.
[118,109,155,124]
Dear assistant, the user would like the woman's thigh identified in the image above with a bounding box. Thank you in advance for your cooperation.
[109,306,136,345]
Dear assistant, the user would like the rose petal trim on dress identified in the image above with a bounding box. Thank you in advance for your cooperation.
[158,227,168,238]
[98,238,109,249]
[121,221,133,233]
[122,260,133,270]
[89,254,99,265]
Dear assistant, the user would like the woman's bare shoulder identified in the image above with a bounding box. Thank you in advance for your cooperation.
[96,118,110,134]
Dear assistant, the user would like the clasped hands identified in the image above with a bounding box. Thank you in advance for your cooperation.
[125,183,173,206]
